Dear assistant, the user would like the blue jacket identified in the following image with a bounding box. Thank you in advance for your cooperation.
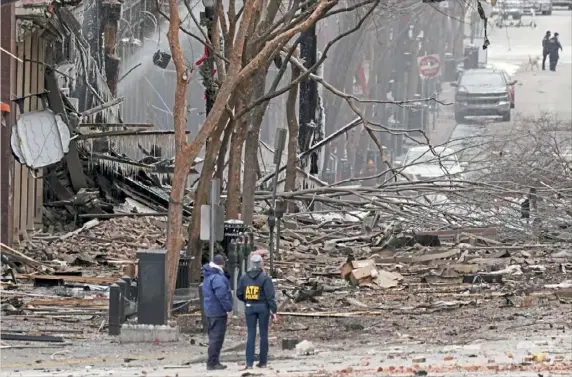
[202,263,233,317]
[236,269,277,313]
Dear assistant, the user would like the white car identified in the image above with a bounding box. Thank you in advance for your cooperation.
[397,146,466,181]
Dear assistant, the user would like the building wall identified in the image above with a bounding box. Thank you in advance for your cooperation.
[1,3,15,245]
[11,29,47,240]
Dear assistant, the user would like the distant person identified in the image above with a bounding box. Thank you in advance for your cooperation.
[542,30,551,70]
[521,197,531,220]
[549,33,563,72]
[237,254,277,369]
[202,254,233,371]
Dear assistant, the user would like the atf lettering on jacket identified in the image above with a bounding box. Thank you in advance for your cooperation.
[244,285,260,300]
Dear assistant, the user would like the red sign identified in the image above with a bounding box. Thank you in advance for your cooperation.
[417,54,441,79]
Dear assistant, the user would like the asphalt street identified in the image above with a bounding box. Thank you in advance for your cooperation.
[488,7,572,71]
[432,8,572,149]
[487,7,572,121]
[3,333,570,376]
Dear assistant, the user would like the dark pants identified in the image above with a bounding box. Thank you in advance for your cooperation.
[550,53,559,71]
[542,50,549,70]
[245,304,270,367]
[207,316,227,367]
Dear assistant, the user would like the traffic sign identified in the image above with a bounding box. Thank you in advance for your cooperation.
[417,54,441,79]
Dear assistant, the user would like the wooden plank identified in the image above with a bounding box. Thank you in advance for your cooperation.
[411,248,461,263]
[0,333,64,343]
[16,274,117,285]
[34,37,45,226]
[26,33,39,231]
[77,123,155,128]
[19,33,32,236]
[1,242,47,269]
[12,38,24,240]
[26,297,108,307]
[417,227,498,240]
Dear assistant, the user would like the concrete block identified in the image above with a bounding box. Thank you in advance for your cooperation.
[120,323,180,343]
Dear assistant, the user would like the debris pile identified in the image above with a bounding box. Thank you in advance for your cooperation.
[266,227,572,322]
[4,217,168,273]
[2,210,572,348]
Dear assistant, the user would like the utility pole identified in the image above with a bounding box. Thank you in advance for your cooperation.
[298,0,318,175]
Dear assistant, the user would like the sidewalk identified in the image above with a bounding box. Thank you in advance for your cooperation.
[428,82,458,145]
[402,81,457,149]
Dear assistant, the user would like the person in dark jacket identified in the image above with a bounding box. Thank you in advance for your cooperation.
[521,197,530,222]
[549,33,563,71]
[202,254,233,370]
[542,30,551,70]
[237,254,277,369]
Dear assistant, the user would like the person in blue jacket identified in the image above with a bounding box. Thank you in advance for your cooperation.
[237,253,277,369]
[202,254,233,370]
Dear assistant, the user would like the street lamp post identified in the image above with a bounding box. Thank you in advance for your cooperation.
[201,0,216,116]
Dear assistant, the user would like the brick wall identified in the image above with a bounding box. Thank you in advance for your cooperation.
[0,3,15,245]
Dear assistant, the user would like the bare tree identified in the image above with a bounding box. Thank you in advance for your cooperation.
[285,64,301,212]
[164,0,195,302]
[161,0,344,283]
[159,0,467,288]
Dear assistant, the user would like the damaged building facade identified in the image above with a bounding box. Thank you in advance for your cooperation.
[0,0,174,246]
[1,0,289,247]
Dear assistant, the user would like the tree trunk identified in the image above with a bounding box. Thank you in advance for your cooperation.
[188,115,230,281]
[214,118,234,183]
[165,0,192,306]
[241,70,268,225]
[226,99,247,219]
[284,66,300,212]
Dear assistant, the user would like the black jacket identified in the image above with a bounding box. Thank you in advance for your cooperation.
[542,35,551,52]
[548,37,563,54]
[237,269,277,313]
[521,198,530,219]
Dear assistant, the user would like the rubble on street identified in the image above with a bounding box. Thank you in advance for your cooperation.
[2,207,572,343]
[2,209,572,375]
[2,140,572,374]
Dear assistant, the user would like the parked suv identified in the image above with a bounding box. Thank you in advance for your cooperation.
[453,69,516,122]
